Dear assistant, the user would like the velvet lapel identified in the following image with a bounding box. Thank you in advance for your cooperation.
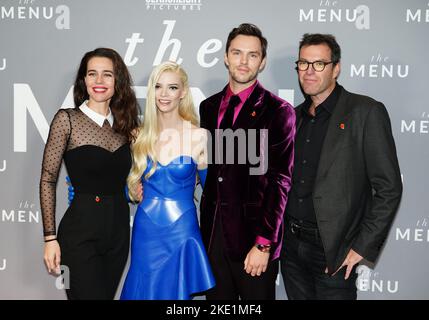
[233,82,265,130]
[205,86,227,131]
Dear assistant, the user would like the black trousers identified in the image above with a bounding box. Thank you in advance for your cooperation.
[206,216,278,300]
[57,193,130,300]
[280,217,357,300]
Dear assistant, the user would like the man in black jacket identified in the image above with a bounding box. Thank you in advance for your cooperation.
[280,33,402,300]
[199,23,295,299]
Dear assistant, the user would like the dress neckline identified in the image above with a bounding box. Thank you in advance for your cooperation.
[154,155,197,167]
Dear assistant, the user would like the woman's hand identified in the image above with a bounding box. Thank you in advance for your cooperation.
[44,239,61,275]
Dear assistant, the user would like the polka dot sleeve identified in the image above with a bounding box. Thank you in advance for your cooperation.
[39,109,70,237]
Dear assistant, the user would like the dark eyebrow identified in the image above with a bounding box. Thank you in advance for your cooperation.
[230,48,261,55]
[87,69,113,73]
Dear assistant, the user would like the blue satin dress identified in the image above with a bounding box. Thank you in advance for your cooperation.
[120,155,215,300]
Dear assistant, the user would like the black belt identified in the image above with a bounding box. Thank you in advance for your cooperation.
[286,217,320,240]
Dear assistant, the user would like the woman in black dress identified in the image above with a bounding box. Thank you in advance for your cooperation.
[40,48,139,299]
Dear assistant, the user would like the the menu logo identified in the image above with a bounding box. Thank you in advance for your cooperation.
[299,1,370,30]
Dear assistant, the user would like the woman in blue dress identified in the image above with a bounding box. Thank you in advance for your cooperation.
[121,61,215,300]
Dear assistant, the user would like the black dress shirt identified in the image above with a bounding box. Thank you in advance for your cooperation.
[285,83,341,226]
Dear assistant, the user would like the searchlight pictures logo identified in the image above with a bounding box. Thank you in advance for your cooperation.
[145,0,202,11]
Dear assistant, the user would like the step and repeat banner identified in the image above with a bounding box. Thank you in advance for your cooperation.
[0,0,428,299]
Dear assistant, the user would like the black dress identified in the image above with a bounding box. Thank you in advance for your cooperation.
[40,106,131,299]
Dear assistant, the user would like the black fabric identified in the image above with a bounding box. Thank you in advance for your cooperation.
[206,215,278,300]
[285,86,402,273]
[40,107,132,299]
[219,95,241,129]
[281,222,358,300]
[286,84,341,225]
[58,193,130,300]
[40,108,129,236]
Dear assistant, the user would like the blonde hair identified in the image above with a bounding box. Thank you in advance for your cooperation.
[127,61,199,201]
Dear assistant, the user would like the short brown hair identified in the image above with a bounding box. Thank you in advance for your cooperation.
[225,23,267,59]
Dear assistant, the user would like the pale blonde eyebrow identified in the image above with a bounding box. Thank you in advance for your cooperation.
[156,82,180,86]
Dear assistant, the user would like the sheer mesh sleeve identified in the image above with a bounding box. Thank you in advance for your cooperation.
[40,109,70,236]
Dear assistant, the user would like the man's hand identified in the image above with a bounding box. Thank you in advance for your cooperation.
[332,248,363,279]
[244,246,270,277]
[135,182,143,202]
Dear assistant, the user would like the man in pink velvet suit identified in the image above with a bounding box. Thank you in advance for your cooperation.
[199,23,295,299]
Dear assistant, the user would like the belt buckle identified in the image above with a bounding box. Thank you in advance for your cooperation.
[290,222,301,235]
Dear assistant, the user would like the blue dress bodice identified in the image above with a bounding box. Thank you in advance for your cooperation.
[120,155,214,300]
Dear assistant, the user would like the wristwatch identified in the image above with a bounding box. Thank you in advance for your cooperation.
[255,243,271,253]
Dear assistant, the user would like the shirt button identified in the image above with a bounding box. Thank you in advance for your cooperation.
[298,198,303,203]
[218,177,223,182]
[311,119,315,123]
[300,180,305,184]
[306,139,310,143]
[302,160,307,164]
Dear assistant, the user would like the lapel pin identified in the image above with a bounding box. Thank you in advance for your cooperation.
[251,111,256,117]
[340,123,345,130]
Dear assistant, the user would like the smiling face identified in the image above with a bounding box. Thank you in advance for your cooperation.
[298,43,340,103]
[84,56,115,105]
[224,34,266,90]
[155,71,186,115]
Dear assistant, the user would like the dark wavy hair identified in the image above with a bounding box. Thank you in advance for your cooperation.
[73,47,140,141]
[225,23,268,59]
